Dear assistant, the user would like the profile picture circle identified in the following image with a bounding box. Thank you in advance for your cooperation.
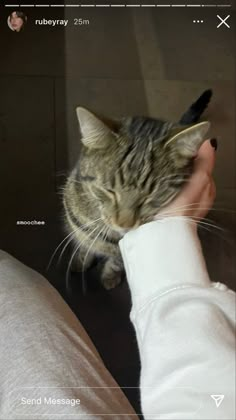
[8,11,27,32]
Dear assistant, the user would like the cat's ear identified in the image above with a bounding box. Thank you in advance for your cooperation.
[165,121,210,157]
[76,107,112,149]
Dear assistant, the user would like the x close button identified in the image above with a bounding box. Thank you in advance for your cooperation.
[217,15,230,29]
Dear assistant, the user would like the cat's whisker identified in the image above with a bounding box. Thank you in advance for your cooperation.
[78,217,102,230]
[47,228,81,271]
[103,226,110,243]
[81,226,106,290]
[47,218,102,271]
[58,219,102,268]
[65,225,100,292]
[156,214,231,244]
[56,234,79,268]
[57,218,102,267]
[194,219,232,244]
[191,218,226,232]
[156,212,225,231]
[159,202,236,214]
[98,226,110,252]
[195,216,226,231]
[157,206,235,233]
[168,215,217,235]
[157,204,224,217]
[164,202,212,210]
[65,242,81,293]
[209,206,236,215]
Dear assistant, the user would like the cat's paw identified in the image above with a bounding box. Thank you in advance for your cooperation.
[101,273,122,290]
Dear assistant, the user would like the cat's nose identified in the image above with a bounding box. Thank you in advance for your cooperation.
[115,211,135,229]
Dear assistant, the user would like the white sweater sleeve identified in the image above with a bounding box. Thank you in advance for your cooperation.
[119,217,235,420]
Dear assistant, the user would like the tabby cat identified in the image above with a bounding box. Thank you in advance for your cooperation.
[63,90,212,290]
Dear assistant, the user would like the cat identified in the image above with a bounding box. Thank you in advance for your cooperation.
[63,90,212,290]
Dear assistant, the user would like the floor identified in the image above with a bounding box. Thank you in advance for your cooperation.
[0,3,235,417]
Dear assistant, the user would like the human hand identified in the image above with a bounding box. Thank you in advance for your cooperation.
[153,139,217,222]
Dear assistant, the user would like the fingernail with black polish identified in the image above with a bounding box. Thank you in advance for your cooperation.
[210,138,218,151]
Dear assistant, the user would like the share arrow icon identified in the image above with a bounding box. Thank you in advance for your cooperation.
[211,395,225,408]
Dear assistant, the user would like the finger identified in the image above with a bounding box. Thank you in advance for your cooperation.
[193,178,216,218]
[209,178,216,202]
[193,139,216,175]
